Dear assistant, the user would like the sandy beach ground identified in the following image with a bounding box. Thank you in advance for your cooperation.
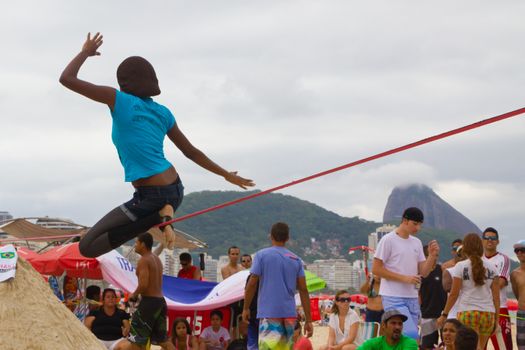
[152,323,517,349]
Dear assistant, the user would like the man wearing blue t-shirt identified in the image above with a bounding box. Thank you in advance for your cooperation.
[242,222,313,350]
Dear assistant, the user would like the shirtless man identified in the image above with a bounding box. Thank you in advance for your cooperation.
[511,240,525,350]
[221,246,244,280]
[221,246,244,339]
[115,233,174,350]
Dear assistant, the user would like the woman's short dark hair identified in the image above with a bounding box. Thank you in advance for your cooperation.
[443,318,463,330]
[102,288,117,300]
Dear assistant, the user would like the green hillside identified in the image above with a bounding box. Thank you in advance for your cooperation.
[172,190,460,263]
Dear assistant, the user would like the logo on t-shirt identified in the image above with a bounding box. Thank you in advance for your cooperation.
[284,253,298,260]
[462,267,470,280]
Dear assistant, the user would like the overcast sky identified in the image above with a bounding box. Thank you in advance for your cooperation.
[1,1,524,257]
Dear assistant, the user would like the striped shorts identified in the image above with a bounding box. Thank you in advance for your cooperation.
[457,310,495,336]
[258,318,296,350]
[518,310,525,350]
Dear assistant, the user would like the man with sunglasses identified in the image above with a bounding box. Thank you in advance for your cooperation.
[482,227,512,350]
[372,207,440,340]
[511,240,525,350]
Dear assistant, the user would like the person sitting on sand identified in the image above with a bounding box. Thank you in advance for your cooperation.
[436,318,464,350]
[171,318,198,350]
[199,310,230,350]
[320,290,360,350]
[357,310,418,349]
[85,288,130,350]
[59,32,254,258]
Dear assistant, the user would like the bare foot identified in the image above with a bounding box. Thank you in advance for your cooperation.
[159,205,176,249]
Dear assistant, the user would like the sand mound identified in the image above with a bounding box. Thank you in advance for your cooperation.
[0,257,106,350]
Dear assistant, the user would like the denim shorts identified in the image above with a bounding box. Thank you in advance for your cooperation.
[120,177,184,221]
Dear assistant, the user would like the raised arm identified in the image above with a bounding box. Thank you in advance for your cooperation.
[418,240,440,278]
[59,32,115,109]
[359,274,371,294]
[167,123,255,189]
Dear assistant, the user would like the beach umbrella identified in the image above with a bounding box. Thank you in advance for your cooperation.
[350,294,368,304]
[305,270,326,292]
[15,246,39,263]
[30,243,102,279]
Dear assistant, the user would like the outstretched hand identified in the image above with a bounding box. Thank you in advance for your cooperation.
[82,32,103,56]
[225,171,255,189]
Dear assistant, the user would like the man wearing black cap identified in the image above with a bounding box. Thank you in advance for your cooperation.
[372,207,440,340]
[357,310,417,349]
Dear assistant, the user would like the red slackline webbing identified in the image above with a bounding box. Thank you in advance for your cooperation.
[157,106,525,228]
[2,106,522,244]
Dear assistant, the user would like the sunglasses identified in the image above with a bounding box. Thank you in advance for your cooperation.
[515,248,525,254]
[336,297,351,303]
[241,259,251,263]
[482,236,498,241]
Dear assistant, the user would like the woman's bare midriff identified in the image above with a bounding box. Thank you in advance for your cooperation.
[132,166,178,187]
[367,296,383,311]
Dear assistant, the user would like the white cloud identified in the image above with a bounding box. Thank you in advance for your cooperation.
[1,1,524,258]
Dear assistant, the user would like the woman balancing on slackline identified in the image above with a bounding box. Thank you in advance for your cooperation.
[60,33,254,258]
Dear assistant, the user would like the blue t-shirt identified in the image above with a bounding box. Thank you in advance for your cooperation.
[111,90,176,182]
[251,246,305,318]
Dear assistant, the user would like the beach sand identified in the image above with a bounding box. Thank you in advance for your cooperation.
[0,258,106,350]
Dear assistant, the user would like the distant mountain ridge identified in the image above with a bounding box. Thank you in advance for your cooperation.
[171,190,461,262]
[383,184,481,234]
[173,190,379,261]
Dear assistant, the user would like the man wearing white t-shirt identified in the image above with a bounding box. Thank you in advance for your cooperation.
[482,227,512,350]
[372,207,440,340]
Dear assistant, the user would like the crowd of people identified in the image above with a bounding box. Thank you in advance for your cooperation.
[67,207,525,350]
[350,207,525,350]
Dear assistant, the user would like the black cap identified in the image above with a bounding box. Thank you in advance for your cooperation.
[381,309,408,323]
[402,207,424,223]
